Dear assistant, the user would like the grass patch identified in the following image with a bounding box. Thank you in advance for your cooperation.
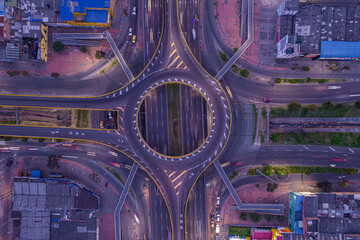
[277,78,345,84]
[228,226,251,237]
[218,50,229,63]
[98,59,119,75]
[252,104,258,143]
[105,166,135,198]
[167,84,182,156]
[270,101,360,118]
[76,110,89,128]
[269,132,360,148]
[0,120,17,124]
[228,170,238,180]
[248,165,357,176]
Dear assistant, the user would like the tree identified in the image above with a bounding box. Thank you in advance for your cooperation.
[250,213,261,223]
[307,104,317,112]
[288,102,301,112]
[56,139,62,143]
[22,71,30,77]
[266,182,278,192]
[52,41,64,53]
[342,65,350,70]
[335,103,346,109]
[322,101,333,109]
[317,180,331,192]
[240,69,250,78]
[340,181,349,187]
[232,47,238,53]
[278,215,286,222]
[80,46,87,53]
[302,66,310,71]
[240,213,248,221]
[95,50,105,59]
[248,168,256,175]
[262,166,273,176]
[7,70,19,77]
[38,138,45,143]
[265,215,274,222]
[345,168,358,176]
[355,101,360,109]
[21,137,28,142]
[275,78,281,84]
[51,72,60,79]
[47,154,60,169]
[306,77,312,82]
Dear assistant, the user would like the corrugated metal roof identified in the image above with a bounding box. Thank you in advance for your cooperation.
[320,41,360,58]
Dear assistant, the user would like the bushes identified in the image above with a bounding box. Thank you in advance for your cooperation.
[307,104,317,112]
[21,137,28,142]
[356,101,360,108]
[56,139,62,143]
[248,168,256,175]
[278,215,286,222]
[22,71,30,77]
[51,72,60,78]
[322,101,333,109]
[218,50,228,63]
[95,50,105,59]
[250,213,261,223]
[345,168,358,175]
[52,41,64,53]
[262,166,273,176]
[340,182,349,187]
[38,138,45,143]
[275,78,281,84]
[277,168,288,177]
[228,171,238,180]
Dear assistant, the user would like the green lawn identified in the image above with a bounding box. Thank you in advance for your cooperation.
[229,226,251,237]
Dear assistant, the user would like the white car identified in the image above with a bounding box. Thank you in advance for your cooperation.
[328,86,341,90]
[330,164,336,167]
[128,28,132,36]
[216,213,220,222]
[216,197,220,206]
[132,7,136,15]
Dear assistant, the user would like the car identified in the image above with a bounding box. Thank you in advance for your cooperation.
[108,151,118,157]
[132,35,137,43]
[110,162,121,168]
[330,164,336,167]
[210,212,215,219]
[132,7,136,15]
[216,213,220,222]
[263,98,272,102]
[331,158,344,162]
[128,28,133,36]
[210,220,214,228]
[7,158,14,166]
[216,197,220,206]
[100,121,104,128]
[328,86,341,90]
[108,112,113,120]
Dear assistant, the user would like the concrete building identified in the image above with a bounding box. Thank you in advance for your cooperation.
[11,177,99,240]
[276,0,360,59]
[288,192,360,240]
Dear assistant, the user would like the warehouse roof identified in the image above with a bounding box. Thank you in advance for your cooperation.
[320,41,360,59]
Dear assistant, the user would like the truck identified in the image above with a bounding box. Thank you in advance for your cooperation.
[215,224,220,234]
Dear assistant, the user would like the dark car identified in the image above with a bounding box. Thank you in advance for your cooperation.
[263,98,272,102]
[7,158,14,166]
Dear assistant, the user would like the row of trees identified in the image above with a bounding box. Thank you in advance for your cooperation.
[240,213,286,223]
[52,41,105,59]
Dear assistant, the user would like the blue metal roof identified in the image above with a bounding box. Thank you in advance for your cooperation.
[60,0,110,22]
[85,9,108,23]
[320,41,360,59]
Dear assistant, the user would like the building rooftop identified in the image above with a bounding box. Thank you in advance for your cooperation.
[11,177,99,240]
[320,41,360,59]
[60,0,110,23]
[304,195,318,218]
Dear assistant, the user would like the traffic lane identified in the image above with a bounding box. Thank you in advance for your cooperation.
[226,71,360,104]
[254,145,360,168]
[149,179,171,240]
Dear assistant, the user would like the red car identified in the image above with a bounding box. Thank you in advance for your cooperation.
[263,98,272,102]
[7,158,14,166]
[331,158,344,162]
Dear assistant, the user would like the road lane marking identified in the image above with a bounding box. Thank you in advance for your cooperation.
[28,148,38,151]
[172,170,187,183]
[168,55,180,68]
[329,147,336,152]
[62,155,78,159]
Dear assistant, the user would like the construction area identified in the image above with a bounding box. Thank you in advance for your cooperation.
[0,106,118,129]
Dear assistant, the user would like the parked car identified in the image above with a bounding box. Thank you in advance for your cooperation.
[132,35,137,43]
[7,158,14,166]
[100,121,104,128]
[128,28,133,36]
[132,7,136,15]
[210,220,214,228]
[263,98,272,102]
[216,213,220,222]
[210,212,215,219]
[216,197,220,206]
[330,164,336,167]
